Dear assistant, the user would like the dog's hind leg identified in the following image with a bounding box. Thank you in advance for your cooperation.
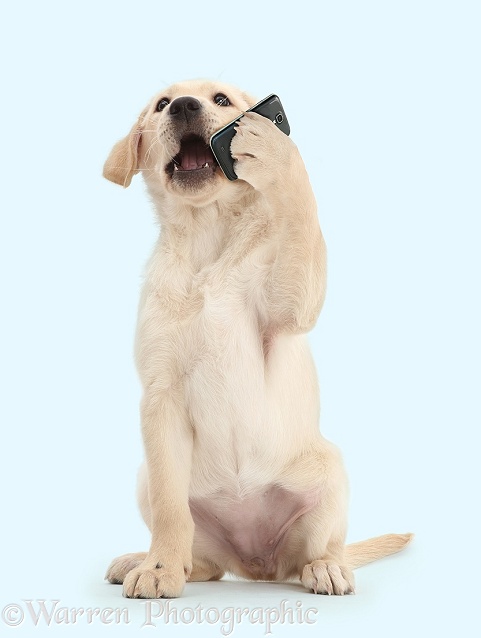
[106,552,147,584]
[188,557,225,582]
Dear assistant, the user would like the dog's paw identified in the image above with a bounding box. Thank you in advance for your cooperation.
[122,565,186,599]
[105,552,147,584]
[301,560,355,595]
[230,112,295,190]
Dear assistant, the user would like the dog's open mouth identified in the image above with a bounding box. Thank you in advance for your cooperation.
[166,134,218,183]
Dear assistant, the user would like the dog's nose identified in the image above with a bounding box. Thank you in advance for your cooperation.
[169,96,201,120]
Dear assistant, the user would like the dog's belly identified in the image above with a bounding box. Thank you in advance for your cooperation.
[189,485,320,579]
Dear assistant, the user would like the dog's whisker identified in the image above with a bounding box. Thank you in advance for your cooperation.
[144,137,159,164]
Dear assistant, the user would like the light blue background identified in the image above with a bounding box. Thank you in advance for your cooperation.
[1,1,479,636]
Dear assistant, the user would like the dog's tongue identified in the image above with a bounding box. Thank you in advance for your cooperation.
[181,138,214,170]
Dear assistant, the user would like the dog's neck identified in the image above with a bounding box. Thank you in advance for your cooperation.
[149,184,262,274]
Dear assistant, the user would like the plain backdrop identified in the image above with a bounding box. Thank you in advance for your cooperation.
[1,1,480,636]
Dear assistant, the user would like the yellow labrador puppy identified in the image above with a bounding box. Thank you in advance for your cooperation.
[103,80,411,599]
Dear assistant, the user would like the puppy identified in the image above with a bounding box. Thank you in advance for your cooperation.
[103,79,412,599]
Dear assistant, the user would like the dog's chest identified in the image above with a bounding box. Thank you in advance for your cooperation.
[138,221,274,481]
[138,229,266,390]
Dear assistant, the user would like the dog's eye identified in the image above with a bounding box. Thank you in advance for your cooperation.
[214,93,230,107]
[156,98,170,112]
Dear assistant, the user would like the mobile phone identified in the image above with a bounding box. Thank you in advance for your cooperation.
[210,94,290,181]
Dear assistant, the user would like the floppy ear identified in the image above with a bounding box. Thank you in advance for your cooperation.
[103,111,146,187]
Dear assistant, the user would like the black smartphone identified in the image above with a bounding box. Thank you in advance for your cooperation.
[210,94,290,181]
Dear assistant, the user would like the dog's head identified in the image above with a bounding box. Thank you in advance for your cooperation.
[103,80,255,205]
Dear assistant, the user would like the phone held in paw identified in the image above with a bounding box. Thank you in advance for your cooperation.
[210,94,290,181]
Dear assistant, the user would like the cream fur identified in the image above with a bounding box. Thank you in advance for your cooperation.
[103,80,412,599]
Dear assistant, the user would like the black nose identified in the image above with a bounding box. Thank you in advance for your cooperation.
[169,96,201,119]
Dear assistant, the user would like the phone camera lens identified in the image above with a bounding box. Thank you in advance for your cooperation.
[275,112,284,124]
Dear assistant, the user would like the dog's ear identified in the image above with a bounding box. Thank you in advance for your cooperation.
[103,109,147,187]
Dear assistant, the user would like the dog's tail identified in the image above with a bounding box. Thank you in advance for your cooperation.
[345,533,414,569]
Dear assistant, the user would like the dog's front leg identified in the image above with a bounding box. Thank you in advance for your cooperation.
[231,112,327,333]
[122,388,194,599]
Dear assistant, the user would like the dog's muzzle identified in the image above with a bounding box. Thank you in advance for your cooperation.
[163,96,223,189]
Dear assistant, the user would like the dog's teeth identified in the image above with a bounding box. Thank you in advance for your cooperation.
[203,163,208,168]
[174,164,179,171]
